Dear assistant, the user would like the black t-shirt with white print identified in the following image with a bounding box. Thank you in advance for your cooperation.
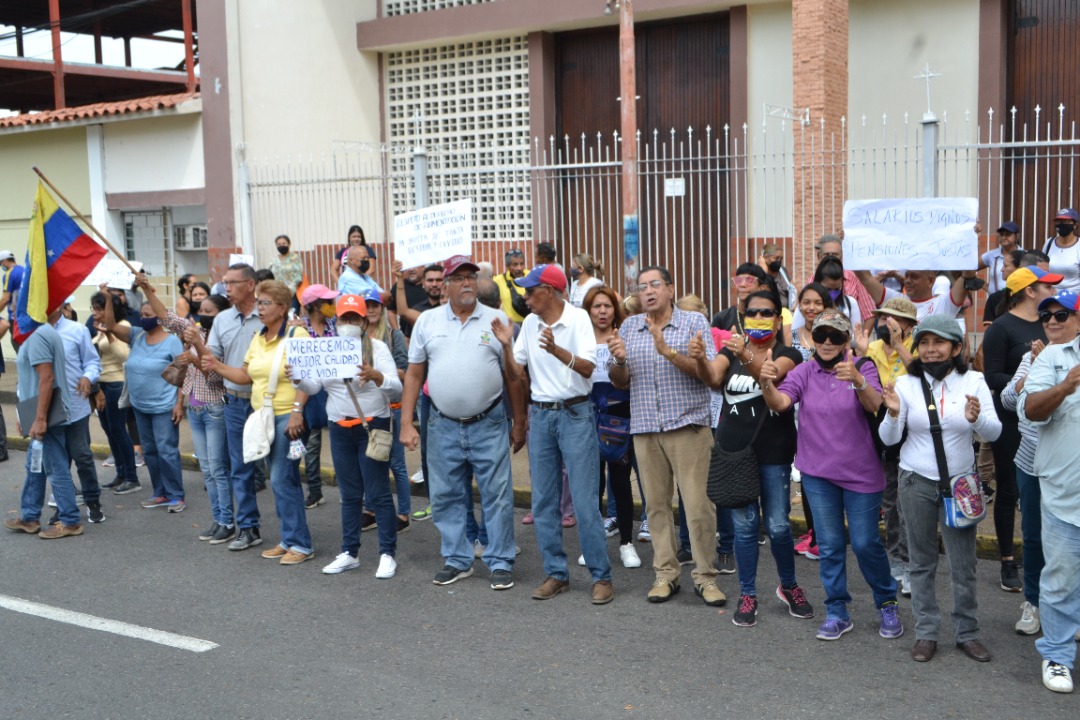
[715,344,801,465]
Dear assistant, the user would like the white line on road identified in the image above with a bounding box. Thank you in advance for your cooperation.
[0,594,218,653]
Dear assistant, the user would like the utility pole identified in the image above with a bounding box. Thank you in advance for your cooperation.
[617,0,639,292]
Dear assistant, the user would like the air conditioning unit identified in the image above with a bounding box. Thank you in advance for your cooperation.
[174,224,208,250]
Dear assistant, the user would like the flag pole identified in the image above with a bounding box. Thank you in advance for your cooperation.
[32,166,138,274]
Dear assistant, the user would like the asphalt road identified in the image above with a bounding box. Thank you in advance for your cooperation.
[1,452,1073,720]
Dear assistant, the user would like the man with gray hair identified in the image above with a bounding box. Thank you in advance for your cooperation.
[494,248,528,323]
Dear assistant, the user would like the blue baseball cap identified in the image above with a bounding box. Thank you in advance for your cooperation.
[1038,290,1080,313]
[996,221,1020,234]
[514,264,567,293]
[1054,208,1079,222]
[360,288,383,305]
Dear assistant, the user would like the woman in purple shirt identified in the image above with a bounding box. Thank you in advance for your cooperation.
[760,310,902,642]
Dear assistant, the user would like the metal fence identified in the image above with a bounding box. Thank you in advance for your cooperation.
[245,104,1080,318]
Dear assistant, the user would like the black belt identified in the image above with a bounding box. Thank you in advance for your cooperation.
[434,397,501,425]
[225,389,252,399]
[530,395,589,410]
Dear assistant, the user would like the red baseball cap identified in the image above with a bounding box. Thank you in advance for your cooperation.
[335,294,367,318]
[443,255,480,277]
[514,264,567,293]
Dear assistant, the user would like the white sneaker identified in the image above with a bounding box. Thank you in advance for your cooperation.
[894,572,911,598]
[1016,601,1041,635]
[410,469,425,484]
[1042,660,1074,693]
[322,552,360,575]
[47,494,57,508]
[619,543,642,568]
[577,554,586,566]
[637,519,651,542]
[375,553,397,579]
[473,539,486,559]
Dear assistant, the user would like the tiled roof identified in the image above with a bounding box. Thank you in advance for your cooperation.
[0,92,200,129]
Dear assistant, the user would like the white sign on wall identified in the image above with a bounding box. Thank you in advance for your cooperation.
[842,197,979,271]
[393,199,472,268]
[82,258,135,288]
[286,337,364,382]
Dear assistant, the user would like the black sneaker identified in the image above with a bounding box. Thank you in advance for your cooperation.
[209,524,236,545]
[361,513,377,532]
[228,527,263,551]
[1000,560,1022,592]
[396,515,410,533]
[304,493,325,509]
[46,510,59,526]
[776,583,815,619]
[714,552,736,574]
[733,594,759,627]
[112,481,142,495]
[102,477,123,490]
[198,522,220,541]
[86,503,105,524]
[490,569,514,590]
[433,564,473,585]
[676,547,693,565]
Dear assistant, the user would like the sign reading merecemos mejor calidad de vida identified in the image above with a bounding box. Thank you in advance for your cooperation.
[286,336,364,382]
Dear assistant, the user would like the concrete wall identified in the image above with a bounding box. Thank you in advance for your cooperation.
[103,114,205,193]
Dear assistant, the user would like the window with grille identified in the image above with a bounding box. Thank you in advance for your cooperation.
[384,0,497,17]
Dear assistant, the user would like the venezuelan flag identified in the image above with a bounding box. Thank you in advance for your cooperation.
[13,182,108,343]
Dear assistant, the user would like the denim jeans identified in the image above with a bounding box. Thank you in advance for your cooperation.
[22,425,79,525]
[133,409,184,502]
[64,415,101,504]
[429,403,515,572]
[389,406,410,516]
[898,469,979,643]
[732,464,798,597]
[465,482,488,547]
[329,417,396,557]
[680,500,734,555]
[97,380,137,484]
[223,394,260,529]
[266,413,312,554]
[1035,506,1080,670]
[527,403,610,582]
[1015,466,1044,606]
[189,403,232,527]
[802,473,896,620]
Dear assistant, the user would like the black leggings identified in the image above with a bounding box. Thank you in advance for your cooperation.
[990,418,1021,559]
[599,452,636,545]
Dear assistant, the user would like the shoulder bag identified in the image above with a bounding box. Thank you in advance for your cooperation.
[595,395,632,465]
[341,334,393,462]
[706,404,768,509]
[920,378,986,529]
[242,333,290,464]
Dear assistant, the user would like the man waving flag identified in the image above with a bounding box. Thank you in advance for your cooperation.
[13,182,107,343]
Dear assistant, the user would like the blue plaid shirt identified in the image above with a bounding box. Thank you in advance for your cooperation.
[619,307,715,434]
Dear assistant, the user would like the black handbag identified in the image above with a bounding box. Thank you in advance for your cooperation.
[706,405,768,509]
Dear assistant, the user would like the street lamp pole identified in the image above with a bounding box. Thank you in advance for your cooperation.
[617,0,639,293]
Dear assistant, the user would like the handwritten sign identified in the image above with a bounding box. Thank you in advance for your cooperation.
[82,257,135,288]
[286,337,364,382]
[710,390,723,428]
[229,253,254,268]
[842,197,979,271]
[393,199,472,268]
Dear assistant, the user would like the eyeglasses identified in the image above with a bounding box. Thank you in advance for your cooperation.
[732,276,758,287]
[811,328,850,345]
[744,308,777,318]
[818,250,841,259]
[1039,310,1075,323]
[255,299,278,307]
[506,250,525,258]
[632,279,667,293]
[447,273,478,284]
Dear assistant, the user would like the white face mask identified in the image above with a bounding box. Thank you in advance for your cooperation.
[338,324,364,339]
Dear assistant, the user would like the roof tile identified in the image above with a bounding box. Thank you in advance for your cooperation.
[0,92,200,129]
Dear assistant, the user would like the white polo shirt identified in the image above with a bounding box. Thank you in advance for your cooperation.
[513,301,596,402]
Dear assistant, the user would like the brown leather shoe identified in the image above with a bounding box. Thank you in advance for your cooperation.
[531,576,570,600]
[956,639,992,662]
[591,580,614,605]
[4,518,41,534]
[38,523,83,539]
[280,549,314,565]
[911,639,937,662]
[261,545,288,559]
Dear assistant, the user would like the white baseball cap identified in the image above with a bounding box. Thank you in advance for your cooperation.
[0,250,15,262]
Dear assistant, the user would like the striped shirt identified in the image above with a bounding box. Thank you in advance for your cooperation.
[999,351,1037,475]
[619,307,715,434]
[163,310,225,405]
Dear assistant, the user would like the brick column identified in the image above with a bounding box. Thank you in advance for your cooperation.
[791,0,848,282]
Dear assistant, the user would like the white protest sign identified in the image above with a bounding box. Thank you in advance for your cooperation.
[286,336,364,382]
[82,257,135,287]
[842,197,979,271]
[229,253,255,267]
[393,199,472,268]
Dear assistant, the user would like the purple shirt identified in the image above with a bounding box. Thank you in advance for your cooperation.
[776,359,885,492]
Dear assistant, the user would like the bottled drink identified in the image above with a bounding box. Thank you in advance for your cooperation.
[30,439,43,473]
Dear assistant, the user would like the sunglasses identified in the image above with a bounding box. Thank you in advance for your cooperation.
[1039,309,1075,324]
[811,328,849,345]
[744,308,777,318]
[732,276,758,287]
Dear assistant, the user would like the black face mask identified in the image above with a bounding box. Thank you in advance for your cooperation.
[813,352,845,370]
[876,323,891,346]
[1057,223,1076,238]
[767,260,782,273]
[358,260,371,274]
[276,245,290,255]
[199,315,214,331]
[921,359,953,381]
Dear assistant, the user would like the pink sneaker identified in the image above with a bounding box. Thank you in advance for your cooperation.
[794,532,812,555]
[561,515,577,528]
[522,512,534,525]
[801,543,820,560]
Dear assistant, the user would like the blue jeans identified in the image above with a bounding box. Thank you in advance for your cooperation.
[22,426,79,525]
[64,415,101,504]
[268,413,312,554]
[465,483,489,546]
[732,464,798,597]
[428,402,515,572]
[133,409,184,502]
[189,403,232,527]
[1035,506,1080,670]
[389,406,410,516]
[223,395,260,529]
[97,381,137,484]
[1015,466,1044,607]
[330,418,396,557]
[801,473,896,619]
[527,403,610,582]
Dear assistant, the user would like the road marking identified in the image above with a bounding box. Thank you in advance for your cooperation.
[0,594,218,653]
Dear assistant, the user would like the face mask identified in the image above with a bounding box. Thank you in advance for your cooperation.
[743,316,776,345]
[921,359,953,381]
[569,268,582,280]
[358,260,371,274]
[828,288,842,303]
[276,245,289,255]
[813,352,845,370]
[876,323,891,346]
[319,304,336,319]
[1057,223,1076,238]
[199,315,214,331]
[139,317,159,332]
[338,324,365,339]
[767,260,782,273]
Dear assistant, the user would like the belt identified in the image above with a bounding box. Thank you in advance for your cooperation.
[434,397,501,425]
[225,389,252,399]
[336,416,374,428]
[530,395,589,410]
